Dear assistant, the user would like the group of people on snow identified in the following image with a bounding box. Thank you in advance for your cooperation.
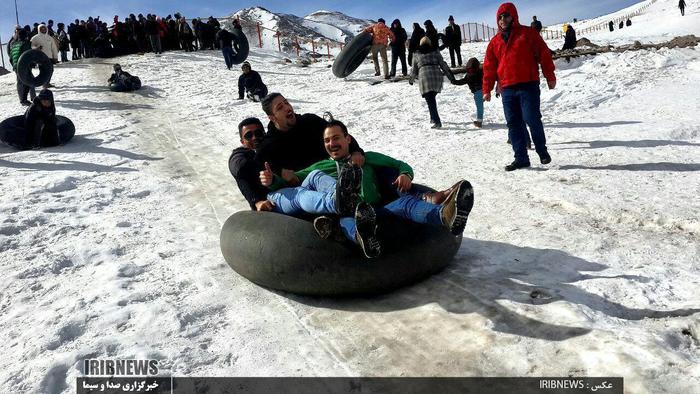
[229,93,473,258]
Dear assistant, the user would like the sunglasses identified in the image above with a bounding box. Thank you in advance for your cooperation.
[243,128,264,141]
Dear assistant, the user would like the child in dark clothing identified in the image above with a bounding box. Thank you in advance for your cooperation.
[453,57,484,128]
[24,89,59,148]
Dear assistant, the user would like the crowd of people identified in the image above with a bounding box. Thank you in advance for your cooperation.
[5,12,228,64]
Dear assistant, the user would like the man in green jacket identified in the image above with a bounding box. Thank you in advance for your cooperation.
[260,119,474,258]
[9,29,36,106]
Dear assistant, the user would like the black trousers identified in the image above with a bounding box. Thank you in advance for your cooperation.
[422,91,441,125]
[448,45,462,67]
[390,47,407,77]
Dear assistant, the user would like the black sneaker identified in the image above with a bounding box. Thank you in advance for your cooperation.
[505,161,531,172]
[540,152,552,165]
[20,100,31,106]
[441,180,475,235]
[313,216,335,239]
[354,202,380,258]
[335,163,362,216]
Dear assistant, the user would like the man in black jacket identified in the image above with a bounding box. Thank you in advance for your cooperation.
[229,117,273,211]
[444,16,462,67]
[257,93,365,175]
[238,61,268,101]
[217,28,235,69]
[407,23,424,66]
[531,16,543,33]
[389,19,408,78]
[24,89,58,148]
[562,25,577,50]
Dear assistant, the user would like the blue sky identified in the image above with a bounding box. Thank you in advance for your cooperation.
[2,0,642,43]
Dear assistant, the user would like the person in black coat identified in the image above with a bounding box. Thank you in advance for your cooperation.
[626,19,632,27]
[619,21,624,29]
[562,25,577,50]
[238,62,268,101]
[229,117,273,211]
[444,15,462,67]
[531,16,543,33]
[423,20,439,52]
[217,28,235,69]
[609,21,614,32]
[389,19,408,77]
[407,23,425,66]
[679,0,686,16]
[24,89,58,148]
[257,93,364,175]
[108,64,142,91]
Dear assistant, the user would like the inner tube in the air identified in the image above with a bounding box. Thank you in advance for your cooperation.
[220,210,462,296]
[231,29,249,65]
[0,115,75,150]
[17,50,54,88]
[332,32,373,78]
[437,33,448,51]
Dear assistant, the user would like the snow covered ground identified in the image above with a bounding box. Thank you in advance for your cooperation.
[0,0,699,393]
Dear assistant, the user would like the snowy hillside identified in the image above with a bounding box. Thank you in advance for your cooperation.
[0,0,699,393]
[227,7,372,51]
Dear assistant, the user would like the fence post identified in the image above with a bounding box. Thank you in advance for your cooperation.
[256,22,263,48]
[295,36,299,56]
[0,33,5,69]
[327,42,331,58]
[311,39,315,53]
[276,32,281,52]
[467,23,472,42]
[482,23,486,40]
[461,24,465,42]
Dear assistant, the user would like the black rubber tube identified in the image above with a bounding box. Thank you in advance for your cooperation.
[0,115,75,150]
[17,50,54,88]
[109,76,142,92]
[220,210,462,296]
[231,29,250,65]
[332,32,373,78]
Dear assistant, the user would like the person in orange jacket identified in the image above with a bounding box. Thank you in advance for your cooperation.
[483,2,556,171]
[363,18,395,79]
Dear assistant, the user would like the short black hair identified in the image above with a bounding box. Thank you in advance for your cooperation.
[238,117,264,139]
[261,93,283,115]
[325,120,348,136]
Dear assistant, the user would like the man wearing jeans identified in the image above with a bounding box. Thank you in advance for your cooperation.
[483,2,556,171]
[363,19,395,79]
[261,120,474,258]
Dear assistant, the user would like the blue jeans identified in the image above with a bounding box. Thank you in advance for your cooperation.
[338,193,444,244]
[501,82,547,164]
[222,46,234,69]
[268,170,338,216]
[473,89,484,121]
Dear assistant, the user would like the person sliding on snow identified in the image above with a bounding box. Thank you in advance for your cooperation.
[453,57,485,128]
[108,64,142,91]
[483,2,556,171]
[24,89,58,148]
[229,117,273,211]
[238,62,268,102]
[260,119,474,258]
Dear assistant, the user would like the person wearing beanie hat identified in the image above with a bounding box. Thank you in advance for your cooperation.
[238,62,268,101]
[24,88,58,148]
[444,15,462,67]
[362,18,395,79]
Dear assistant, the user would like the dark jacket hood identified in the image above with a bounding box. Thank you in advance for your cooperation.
[391,19,402,29]
[496,2,520,31]
[466,57,480,69]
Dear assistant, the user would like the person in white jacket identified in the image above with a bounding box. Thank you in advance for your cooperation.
[30,24,58,88]
[31,24,59,61]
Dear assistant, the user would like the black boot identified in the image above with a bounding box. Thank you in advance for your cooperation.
[335,163,362,216]
[505,161,531,172]
[355,202,380,258]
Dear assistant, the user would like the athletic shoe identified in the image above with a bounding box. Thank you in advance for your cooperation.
[540,152,552,165]
[505,161,531,171]
[431,123,442,129]
[374,71,381,76]
[335,163,362,216]
[313,216,335,239]
[440,180,474,235]
[473,121,483,128]
[354,202,380,258]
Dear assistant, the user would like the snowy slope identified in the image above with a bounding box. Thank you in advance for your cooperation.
[1,1,699,393]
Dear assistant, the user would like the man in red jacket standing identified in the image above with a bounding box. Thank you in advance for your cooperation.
[483,2,556,171]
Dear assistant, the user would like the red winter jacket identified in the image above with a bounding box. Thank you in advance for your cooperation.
[483,2,556,93]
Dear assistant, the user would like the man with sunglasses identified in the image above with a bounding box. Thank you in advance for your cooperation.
[229,117,274,211]
[483,2,556,171]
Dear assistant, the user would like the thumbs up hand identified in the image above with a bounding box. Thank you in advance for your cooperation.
[259,162,274,186]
